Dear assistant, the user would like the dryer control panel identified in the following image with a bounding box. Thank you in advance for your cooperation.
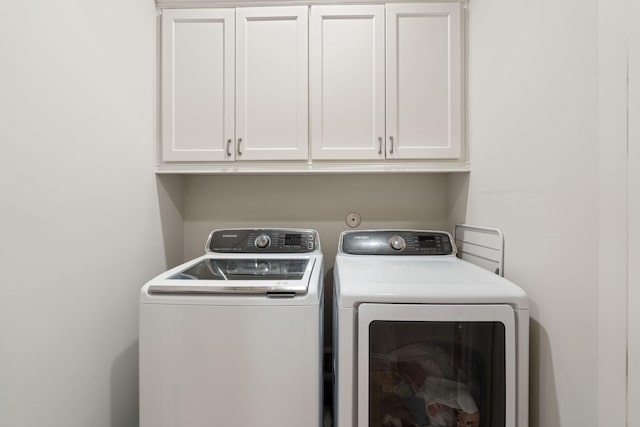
[207,229,319,253]
[341,230,455,256]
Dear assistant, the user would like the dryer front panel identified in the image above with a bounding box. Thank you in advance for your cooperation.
[357,304,516,427]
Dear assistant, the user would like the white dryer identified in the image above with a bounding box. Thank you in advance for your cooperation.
[140,228,323,427]
[333,230,528,427]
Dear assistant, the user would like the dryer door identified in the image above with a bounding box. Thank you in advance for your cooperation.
[357,304,516,427]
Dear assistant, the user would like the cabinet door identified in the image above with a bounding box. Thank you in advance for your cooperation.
[386,3,462,159]
[236,7,308,161]
[161,9,235,162]
[310,6,385,160]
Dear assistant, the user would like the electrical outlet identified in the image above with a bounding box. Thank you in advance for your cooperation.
[345,212,362,228]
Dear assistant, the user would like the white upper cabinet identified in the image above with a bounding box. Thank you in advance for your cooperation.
[310,5,385,160]
[310,2,463,161]
[386,3,462,159]
[161,9,235,162]
[158,3,466,172]
[161,6,308,163]
[235,6,309,161]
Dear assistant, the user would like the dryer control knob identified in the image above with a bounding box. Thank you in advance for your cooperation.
[255,234,271,249]
[389,235,406,251]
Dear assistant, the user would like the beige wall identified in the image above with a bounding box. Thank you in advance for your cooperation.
[183,174,450,264]
[182,173,450,347]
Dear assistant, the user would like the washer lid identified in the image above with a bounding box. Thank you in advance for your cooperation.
[147,256,317,295]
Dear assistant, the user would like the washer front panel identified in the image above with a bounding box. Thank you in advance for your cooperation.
[208,228,319,253]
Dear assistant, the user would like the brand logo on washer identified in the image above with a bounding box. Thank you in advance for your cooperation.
[222,234,238,238]
[353,236,370,240]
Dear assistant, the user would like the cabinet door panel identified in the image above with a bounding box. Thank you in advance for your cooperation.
[386,3,462,159]
[311,6,385,160]
[162,9,235,162]
[236,7,308,160]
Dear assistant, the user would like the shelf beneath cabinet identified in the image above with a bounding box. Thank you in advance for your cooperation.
[155,161,471,175]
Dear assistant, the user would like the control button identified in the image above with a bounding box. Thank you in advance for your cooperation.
[255,234,271,249]
[389,235,406,251]
[308,242,314,250]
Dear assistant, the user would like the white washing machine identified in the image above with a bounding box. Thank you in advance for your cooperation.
[140,228,323,427]
[333,230,529,427]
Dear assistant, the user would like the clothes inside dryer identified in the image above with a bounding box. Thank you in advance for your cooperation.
[369,321,506,427]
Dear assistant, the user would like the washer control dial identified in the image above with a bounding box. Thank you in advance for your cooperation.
[254,234,271,249]
[389,235,406,251]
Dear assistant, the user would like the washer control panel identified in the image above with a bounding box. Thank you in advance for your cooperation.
[341,230,455,256]
[207,229,319,253]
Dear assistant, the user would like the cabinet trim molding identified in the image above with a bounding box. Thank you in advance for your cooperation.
[156,160,471,174]
[157,0,467,9]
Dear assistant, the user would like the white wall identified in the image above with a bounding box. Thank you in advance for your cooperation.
[449,0,599,425]
[0,1,169,426]
[0,1,628,426]
[628,0,640,424]
[598,0,629,425]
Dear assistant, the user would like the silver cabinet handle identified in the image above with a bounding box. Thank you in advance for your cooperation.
[226,139,232,157]
[237,138,242,156]
[389,136,394,154]
[378,137,383,155]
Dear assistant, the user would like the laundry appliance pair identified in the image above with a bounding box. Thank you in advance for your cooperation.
[139,228,528,427]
